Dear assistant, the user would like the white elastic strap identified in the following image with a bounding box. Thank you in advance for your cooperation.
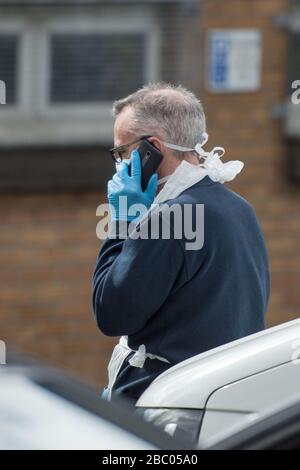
[164,142,196,153]
[163,132,225,161]
[194,144,225,160]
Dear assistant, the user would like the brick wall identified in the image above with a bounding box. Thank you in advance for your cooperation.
[0,191,114,386]
[202,0,300,327]
[1,0,299,387]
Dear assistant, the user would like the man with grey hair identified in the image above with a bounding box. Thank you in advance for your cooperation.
[93,82,270,404]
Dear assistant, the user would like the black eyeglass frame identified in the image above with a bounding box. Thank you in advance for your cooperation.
[109,135,150,163]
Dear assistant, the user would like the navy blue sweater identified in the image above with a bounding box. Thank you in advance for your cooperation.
[93,176,270,403]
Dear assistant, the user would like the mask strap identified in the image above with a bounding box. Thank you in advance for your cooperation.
[194,144,225,160]
[163,142,195,153]
[193,131,225,160]
[163,132,225,162]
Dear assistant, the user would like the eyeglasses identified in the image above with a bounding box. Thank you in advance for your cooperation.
[109,136,150,163]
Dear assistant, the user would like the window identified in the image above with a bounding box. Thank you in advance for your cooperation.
[288,32,300,93]
[50,33,146,103]
[0,10,160,146]
[0,34,18,105]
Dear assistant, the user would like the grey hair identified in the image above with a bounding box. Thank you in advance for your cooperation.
[113,82,206,157]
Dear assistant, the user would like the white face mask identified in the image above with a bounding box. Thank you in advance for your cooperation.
[154,132,244,204]
[115,158,131,172]
[154,160,207,204]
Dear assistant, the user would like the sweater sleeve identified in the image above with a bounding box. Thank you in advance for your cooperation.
[92,220,187,337]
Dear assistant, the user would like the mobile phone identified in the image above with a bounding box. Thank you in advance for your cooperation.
[129,138,164,191]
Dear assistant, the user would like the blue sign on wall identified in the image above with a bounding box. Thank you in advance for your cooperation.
[208,29,262,93]
[209,32,230,90]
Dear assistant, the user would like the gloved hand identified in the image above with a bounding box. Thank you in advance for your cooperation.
[108,149,158,222]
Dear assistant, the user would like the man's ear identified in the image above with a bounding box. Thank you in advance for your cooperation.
[147,136,164,153]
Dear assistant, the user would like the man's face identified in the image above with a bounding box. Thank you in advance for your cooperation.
[113,106,140,161]
[113,105,183,180]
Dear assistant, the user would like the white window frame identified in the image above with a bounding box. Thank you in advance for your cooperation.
[0,9,161,146]
[0,19,33,117]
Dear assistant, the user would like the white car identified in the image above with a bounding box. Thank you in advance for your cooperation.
[2,318,300,450]
[136,318,300,449]
[0,359,185,450]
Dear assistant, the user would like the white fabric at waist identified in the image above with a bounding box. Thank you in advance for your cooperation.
[106,336,170,400]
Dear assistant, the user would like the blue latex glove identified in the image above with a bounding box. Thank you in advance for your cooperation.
[108,149,158,222]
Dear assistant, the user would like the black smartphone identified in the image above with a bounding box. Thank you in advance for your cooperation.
[128,138,164,191]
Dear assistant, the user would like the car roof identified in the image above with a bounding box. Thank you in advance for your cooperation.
[137,318,300,408]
